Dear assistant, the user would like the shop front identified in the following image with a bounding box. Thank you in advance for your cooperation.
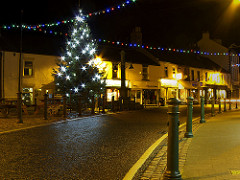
[159,79,179,105]
[105,79,131,102]
[143,89,159,105]
[204,84,228,103]
[178,80,197,103]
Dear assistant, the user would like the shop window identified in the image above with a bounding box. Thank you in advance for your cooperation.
[191,70,194,81]
[164,66,168,78]
[24,61,33,76]
[143,89,157,104]
[22,88,33,105]
[142,65,149,80]
[197,71,200,81]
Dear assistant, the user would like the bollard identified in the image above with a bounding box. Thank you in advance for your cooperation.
[44,94,48,120]
[63,94,67,118]
[102,95,106,113]
[211,97,215,116]
[229,99,232,110]
[219,98,222,113]
[224,99,227,112]
[236,100,238,109]
[164,98,182,180]
[185,96,193,138]
[200,96,205,123]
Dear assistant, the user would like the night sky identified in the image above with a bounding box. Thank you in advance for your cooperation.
[1,0,240,54]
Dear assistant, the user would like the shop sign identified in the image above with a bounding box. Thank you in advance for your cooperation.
[160,79,178,87]
[105,79,130,88]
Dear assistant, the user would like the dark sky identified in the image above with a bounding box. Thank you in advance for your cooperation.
[1,0,240,53]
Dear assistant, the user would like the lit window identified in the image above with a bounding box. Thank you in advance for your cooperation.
[22,88,33,105]
[24,61,33,76]
[112,63,118,79]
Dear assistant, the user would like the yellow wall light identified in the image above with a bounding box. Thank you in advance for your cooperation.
[233,0,240,5]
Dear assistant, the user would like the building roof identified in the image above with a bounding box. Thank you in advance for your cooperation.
[0,31,228,73]
[97,45,160,66]
[148,49,228,73]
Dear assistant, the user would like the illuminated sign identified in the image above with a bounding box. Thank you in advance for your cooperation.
[105,79,130,88]
[160,79,178,87]
[172,73,182,80]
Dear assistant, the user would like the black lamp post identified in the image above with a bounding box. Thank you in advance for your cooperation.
[120,50,127,99]
[17,10,23,123]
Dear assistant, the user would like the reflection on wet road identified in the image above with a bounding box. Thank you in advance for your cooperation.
[0,105,216,179]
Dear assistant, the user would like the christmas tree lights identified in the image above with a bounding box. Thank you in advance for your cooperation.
[53,9,105,105]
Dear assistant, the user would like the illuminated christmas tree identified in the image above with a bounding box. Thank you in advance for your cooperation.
[53,10,105,106]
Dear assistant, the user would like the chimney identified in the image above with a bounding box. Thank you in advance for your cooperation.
[130,27,142,45]
[202,32,210,40]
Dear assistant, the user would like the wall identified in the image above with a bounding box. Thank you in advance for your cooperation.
[3,51,58,100]
[3,52,19,99]
[197,32,229,71]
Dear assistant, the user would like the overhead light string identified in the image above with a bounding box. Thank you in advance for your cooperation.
[1,24,240,58]
[0,0,137,31]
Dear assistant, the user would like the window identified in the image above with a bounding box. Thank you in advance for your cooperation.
[205,72,208,81]
[191,70,194,81]
[142,65,149,80]
[22,88,33,105]
[112,63,118,79]
[164,66,168,78]
[24,61,33,76]
[197,71,200,81]
[172,67,176,75]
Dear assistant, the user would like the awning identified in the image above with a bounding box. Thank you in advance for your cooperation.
[206,84,228,90]
[179,80,196,90]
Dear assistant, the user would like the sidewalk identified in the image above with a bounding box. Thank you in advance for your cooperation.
[0,111,108,134]
[0,115,64,133]
[182,110,240,180]
[140,110,240,180]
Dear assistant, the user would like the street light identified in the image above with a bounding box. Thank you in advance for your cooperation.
[233,0,240,5]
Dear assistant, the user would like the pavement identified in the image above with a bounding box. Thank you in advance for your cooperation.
[0,110,107,134]
[140,109,240,180]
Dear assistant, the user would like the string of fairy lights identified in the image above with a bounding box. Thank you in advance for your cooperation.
[1,0,240,60]
[0,0,136,30]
